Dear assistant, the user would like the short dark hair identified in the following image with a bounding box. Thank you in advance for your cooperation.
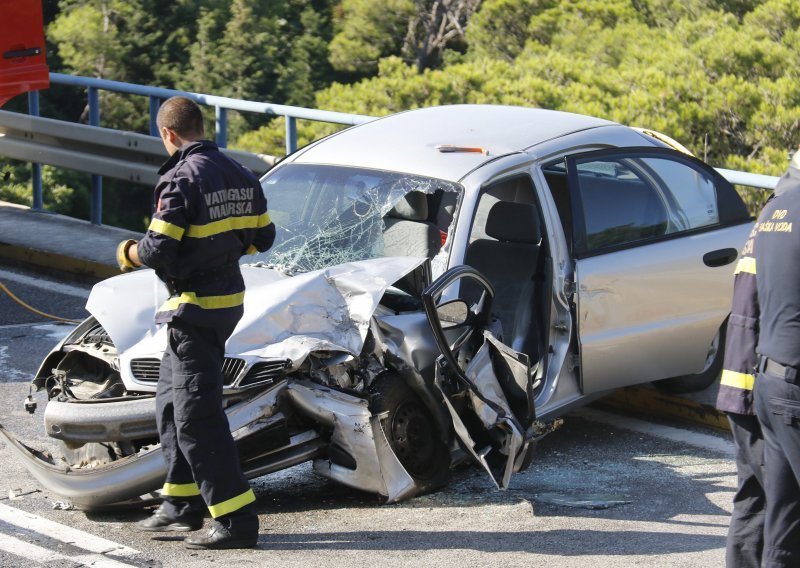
[156,96,204,140]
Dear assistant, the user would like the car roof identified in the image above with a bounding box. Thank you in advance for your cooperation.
[291,104,617,182]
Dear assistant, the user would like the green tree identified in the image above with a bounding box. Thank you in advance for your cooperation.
[329,0,481,75]
[277,7,336,107]
[32,0,800,225]
[35,0,341,228]
[465,0,542,61]
[329,0,415,75]
[243,0,800,196]
[48,0,126,79]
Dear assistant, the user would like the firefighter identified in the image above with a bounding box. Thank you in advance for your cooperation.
[116,96,275,549]
[751,150,800,567]
[729,150,800,568]
[716,219,764,568]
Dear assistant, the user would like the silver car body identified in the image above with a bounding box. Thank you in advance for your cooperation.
[286,105,750,418]
[2,105,753,509]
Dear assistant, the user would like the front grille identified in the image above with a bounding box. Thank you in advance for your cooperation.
[221,357,246,386]
[130,357,246,385]
[239,359,290,387]
[130,358,160,381]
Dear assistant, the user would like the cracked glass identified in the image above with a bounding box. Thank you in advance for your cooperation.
[250,164,462,276]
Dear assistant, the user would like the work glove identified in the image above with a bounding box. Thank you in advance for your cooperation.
[116,239,139,273]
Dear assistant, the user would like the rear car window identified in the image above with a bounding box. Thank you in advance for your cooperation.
[573,155,723,253]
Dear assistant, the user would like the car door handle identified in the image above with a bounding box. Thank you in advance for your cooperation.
[3,47,42,60]
[703,248,738,267]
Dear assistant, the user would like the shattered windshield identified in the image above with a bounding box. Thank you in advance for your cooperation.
[249,164,462,274]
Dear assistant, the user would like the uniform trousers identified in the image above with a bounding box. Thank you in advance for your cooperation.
[156,317,255,519]
[725,412,765,568]
[754,370,800,568]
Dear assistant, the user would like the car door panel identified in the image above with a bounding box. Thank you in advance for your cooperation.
[565,147,752,393]
[576,223,751,392]
[422,266,542,488]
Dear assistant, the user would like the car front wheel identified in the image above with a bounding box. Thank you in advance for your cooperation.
[368,373,450,494]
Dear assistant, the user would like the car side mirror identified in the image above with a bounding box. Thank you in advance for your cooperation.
[436,299,469,329]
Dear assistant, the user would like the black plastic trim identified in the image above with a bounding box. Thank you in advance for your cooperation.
[3,47,42,59]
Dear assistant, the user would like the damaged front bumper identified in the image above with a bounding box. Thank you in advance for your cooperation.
[5,257,561,510]
[1,378,422,509]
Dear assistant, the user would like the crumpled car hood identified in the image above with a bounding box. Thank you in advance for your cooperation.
[3,256,553,510]
[87,256,426,368]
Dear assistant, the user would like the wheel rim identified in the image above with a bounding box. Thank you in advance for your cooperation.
[389,400,437,478]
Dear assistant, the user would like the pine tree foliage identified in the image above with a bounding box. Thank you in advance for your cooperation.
[4,0,799,227]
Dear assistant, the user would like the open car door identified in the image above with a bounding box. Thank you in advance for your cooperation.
[422,265,557,488]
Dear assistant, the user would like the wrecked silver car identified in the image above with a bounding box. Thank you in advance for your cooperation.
[2,105,752,509]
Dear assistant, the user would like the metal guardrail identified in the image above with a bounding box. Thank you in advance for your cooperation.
[21,73,373,224]
[48,73,374,151]
[715,168,779,191]
[0,110,275,186]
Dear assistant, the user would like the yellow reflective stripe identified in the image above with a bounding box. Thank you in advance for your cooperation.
[245,245,258,255]
[161,291,245,312]
[720,369,755,391]
[148,218,185,241]
[734,256,756,275]
[162,482,201,497]
[208,488,255,518]
[186,213,271,239]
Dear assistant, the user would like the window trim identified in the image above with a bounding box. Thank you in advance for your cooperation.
[564,147,750,258]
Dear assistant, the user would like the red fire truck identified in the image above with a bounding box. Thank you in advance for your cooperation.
[0,0,49,107]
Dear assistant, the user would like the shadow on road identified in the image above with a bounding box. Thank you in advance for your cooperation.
[255,529,724,556]
[78,412,734,559]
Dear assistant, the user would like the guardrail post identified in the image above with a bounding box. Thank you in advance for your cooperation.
[149,96,160,137]
[88,87,103,225]
[215,106,227,148]
[285,116,297,155]
[27,91,43,211]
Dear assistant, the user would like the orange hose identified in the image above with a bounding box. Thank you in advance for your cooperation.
[0,281,81,324]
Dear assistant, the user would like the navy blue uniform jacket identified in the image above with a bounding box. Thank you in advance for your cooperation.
[137,140,275,328]
[717,162,800,414]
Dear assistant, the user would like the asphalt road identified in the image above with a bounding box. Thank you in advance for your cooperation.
[0,262,738,568]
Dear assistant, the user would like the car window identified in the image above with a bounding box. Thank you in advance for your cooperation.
[573,155,720,253]
[257,164,462,273]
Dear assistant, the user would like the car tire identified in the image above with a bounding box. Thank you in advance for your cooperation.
[653,322,727,394]
[368,373,450,494]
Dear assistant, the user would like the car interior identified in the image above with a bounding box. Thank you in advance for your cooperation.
[381,189,459,258]
[379,189,458,307]
[382,191,443,258]
[542,159,671,254]
[464,176,549,367]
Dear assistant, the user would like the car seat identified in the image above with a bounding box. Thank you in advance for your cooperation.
[465,201,542,355]
[383,192,442,258]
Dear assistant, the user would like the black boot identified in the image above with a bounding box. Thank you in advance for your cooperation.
[137,503,204,532]
[184,515,259,549]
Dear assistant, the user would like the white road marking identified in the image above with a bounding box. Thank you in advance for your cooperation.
[0,503,140,566]
[0,322,52,330]
[0,345,29,381]
[575,408,734,457]
[0,269,91,300]
[0,322,77,334]
[33,323,76,340]
[0,532,137,567]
